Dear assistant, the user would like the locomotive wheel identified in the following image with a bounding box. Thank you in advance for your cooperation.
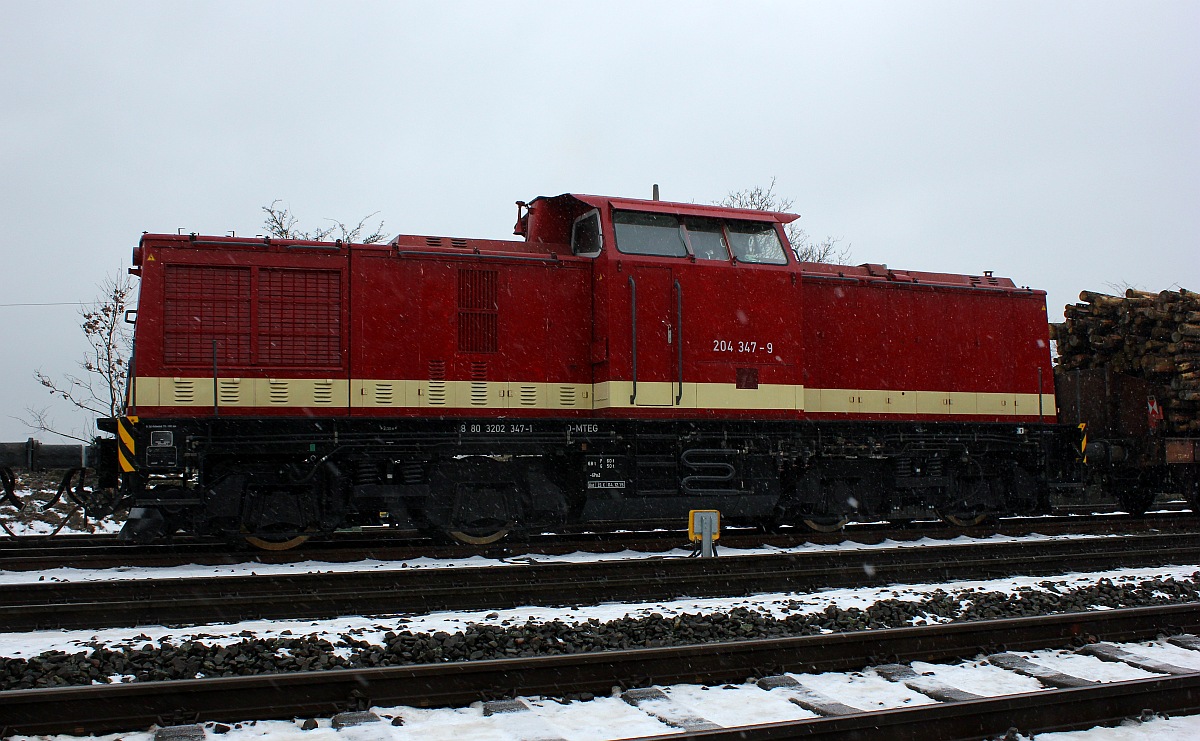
[446,519,513,545]
[801,516,849,533]
[244,533,310,551]
[939,511,990,527]
[241,526,313,551]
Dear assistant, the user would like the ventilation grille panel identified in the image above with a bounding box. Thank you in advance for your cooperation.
[457,269,498,353]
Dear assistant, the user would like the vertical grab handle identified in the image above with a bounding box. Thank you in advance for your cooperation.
[628,275,637,405]
[674,279,683,405]
[212,340,220,418]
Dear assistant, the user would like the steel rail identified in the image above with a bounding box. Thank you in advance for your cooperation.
[632,675,1200,740]
[5,532,1200,631]
[3,602,1198,736]
[1,511,1195,572]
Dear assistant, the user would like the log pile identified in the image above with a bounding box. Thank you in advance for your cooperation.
[1051,288,1200,433]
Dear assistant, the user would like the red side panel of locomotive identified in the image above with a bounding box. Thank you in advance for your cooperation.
[800,263,1055,422]
[348,240,594,417]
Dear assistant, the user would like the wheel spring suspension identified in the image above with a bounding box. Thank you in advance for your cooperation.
[398,461,426,485]
[352,460,380,486]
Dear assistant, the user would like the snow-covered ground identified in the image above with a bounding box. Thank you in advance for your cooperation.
[0,527,1163,587]
[6,486,1200,739]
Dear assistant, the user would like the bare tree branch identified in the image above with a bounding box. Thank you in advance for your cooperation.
[29,272,135,440]
[16,406,91,443]
[718,178,852,265]
[720,177,796,214]
[263,201,387,243]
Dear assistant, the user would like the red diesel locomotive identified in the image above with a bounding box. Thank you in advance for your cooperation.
[111,192,1079,547]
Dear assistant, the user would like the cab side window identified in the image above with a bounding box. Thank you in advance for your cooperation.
[571,210,603,257]
[682,217,730,261]
[727,221,787,264]
[613,211,687,257]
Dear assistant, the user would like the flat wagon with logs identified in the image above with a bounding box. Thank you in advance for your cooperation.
[1053,288,1200,512]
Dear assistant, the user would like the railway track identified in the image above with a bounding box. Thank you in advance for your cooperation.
[5,531,1200,631]
[4,602,1199,737]
[1,510,1196,572]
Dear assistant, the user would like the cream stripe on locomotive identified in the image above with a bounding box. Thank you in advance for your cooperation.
[133,376,1055,417]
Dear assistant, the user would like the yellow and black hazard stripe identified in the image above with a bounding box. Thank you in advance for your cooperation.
[1078,422,1088,463]
[117,415,138,473]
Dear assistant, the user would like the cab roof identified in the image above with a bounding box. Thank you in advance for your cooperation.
[541,193,800,224]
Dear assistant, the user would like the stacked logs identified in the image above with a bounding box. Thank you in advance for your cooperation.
[1051,288,1200,433]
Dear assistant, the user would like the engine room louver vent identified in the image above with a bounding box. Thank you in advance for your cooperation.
[450,238,468,248]
[425,236,443,247]
[469,361,488,406]
[374,382,394,406]
[313,380,334,405]
[268,380,288,405]
[428,360,447,406]
[218,379,240,405]
[457,269,498,353]
[519,385,538,407]
[172,378,195,405]
[559,386,577,407]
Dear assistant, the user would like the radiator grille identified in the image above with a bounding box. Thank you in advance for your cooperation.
[162,264,341,368]
[258,269,341,366]
[164,265,252,365]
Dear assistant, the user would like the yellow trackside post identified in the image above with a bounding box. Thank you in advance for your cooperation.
[688,509,721,557]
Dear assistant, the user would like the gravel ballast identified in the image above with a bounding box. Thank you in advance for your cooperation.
[4,572,1199,691]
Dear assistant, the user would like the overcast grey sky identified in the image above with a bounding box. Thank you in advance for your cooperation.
[2,1,1196,441]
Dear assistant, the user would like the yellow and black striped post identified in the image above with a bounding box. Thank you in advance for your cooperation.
[117,416,138,474]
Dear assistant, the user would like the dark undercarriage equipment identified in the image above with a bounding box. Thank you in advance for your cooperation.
[117,416,1074,545]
